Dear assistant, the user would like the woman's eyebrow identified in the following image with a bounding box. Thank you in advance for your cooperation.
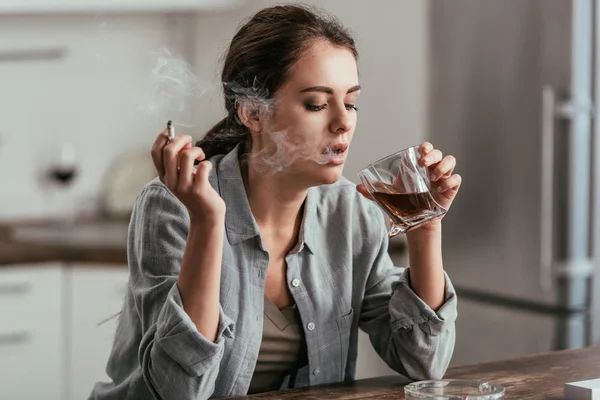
[299,84,361,94]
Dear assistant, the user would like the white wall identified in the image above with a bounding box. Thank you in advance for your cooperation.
[0,14,172,219]
[193,0,428,380]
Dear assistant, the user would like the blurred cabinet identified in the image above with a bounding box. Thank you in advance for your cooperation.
[0,262,129,400]
[0,263,65,400]
[69,264,129,400]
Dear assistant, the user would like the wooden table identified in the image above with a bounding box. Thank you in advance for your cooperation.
[225,346,600,399]
[0,218,128,266]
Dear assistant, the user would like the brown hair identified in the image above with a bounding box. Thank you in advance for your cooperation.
[195,4,358,159]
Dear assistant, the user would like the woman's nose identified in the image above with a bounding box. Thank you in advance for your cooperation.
[329,106,354,134]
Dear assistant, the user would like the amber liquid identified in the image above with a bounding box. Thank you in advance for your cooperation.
[371,189,447,235]
[372,191,435,217]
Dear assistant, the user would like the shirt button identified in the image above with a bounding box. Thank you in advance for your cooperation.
[307,322,315,331]
[313,367,320,375]
[291,278,300,287]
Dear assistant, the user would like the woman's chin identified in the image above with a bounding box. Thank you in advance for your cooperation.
[314,165,344,185]
[289,161,345,187]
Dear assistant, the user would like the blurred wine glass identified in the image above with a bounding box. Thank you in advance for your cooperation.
[48,142,77,187]
[37,141,79,224]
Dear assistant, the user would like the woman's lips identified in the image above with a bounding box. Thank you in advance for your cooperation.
[321,144,349,165]
[322,143,349,154]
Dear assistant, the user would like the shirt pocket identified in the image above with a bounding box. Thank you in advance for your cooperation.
[336,307,355,374]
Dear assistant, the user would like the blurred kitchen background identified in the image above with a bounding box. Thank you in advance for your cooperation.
[2,0,600,399]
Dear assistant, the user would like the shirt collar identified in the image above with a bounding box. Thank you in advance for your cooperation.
[297,186,318,254]
[217,143,319,253]
[217,143,260,245]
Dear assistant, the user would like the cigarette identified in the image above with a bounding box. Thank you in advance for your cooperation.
[167,120,175,140]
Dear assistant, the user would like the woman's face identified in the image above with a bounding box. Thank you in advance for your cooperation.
[251,39,360,186]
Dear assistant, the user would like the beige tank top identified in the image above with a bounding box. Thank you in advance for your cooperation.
[247,295,308,394]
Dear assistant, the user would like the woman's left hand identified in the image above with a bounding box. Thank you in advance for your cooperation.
[418,141,461,212]
[356,142,462,229]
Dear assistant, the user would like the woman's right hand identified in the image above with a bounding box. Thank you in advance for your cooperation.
[151,130,226,223]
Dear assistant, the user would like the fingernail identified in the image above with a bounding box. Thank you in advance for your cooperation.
[431,174,437,181]
[437,186,444,193]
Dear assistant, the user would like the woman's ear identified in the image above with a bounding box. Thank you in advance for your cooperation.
[237,104,261,133]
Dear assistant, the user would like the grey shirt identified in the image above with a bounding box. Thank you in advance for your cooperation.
[89,143,458,400]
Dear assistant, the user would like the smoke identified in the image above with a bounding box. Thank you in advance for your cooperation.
[225,77,273,118]
[137,47,215,130]
[218,78,347,173]
[139,47,345,174]
[245,125,341,174]
[222,81,345,174]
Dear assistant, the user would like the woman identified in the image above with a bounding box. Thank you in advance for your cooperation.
[90,4,461,400]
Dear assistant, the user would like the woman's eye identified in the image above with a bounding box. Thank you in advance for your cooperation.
[304,103,358,112]
[305,104,327,112]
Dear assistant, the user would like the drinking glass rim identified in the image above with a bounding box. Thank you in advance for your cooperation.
[360,144,421,171]
[404,379,505,399]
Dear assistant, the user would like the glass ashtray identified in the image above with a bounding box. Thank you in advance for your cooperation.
[404,379,505,399]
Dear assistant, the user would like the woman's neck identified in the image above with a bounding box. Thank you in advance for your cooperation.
[241,156,307,237]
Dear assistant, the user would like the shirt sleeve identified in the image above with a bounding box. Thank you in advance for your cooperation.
[128,183,234,399]
[358,209,457,381]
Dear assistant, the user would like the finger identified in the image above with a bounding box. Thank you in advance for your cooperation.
[436,174,462,194]
[163,135,193,188]
[421,149,443,168]
[178,147,206,190]
[193,160,213,191]
[430,155,456,181]
[151,129,170,180]
[356,183,374,201]
[419,142,434,156]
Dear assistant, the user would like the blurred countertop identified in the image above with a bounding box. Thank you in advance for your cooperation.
[0,217,128,266]
[0,216,406,267]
